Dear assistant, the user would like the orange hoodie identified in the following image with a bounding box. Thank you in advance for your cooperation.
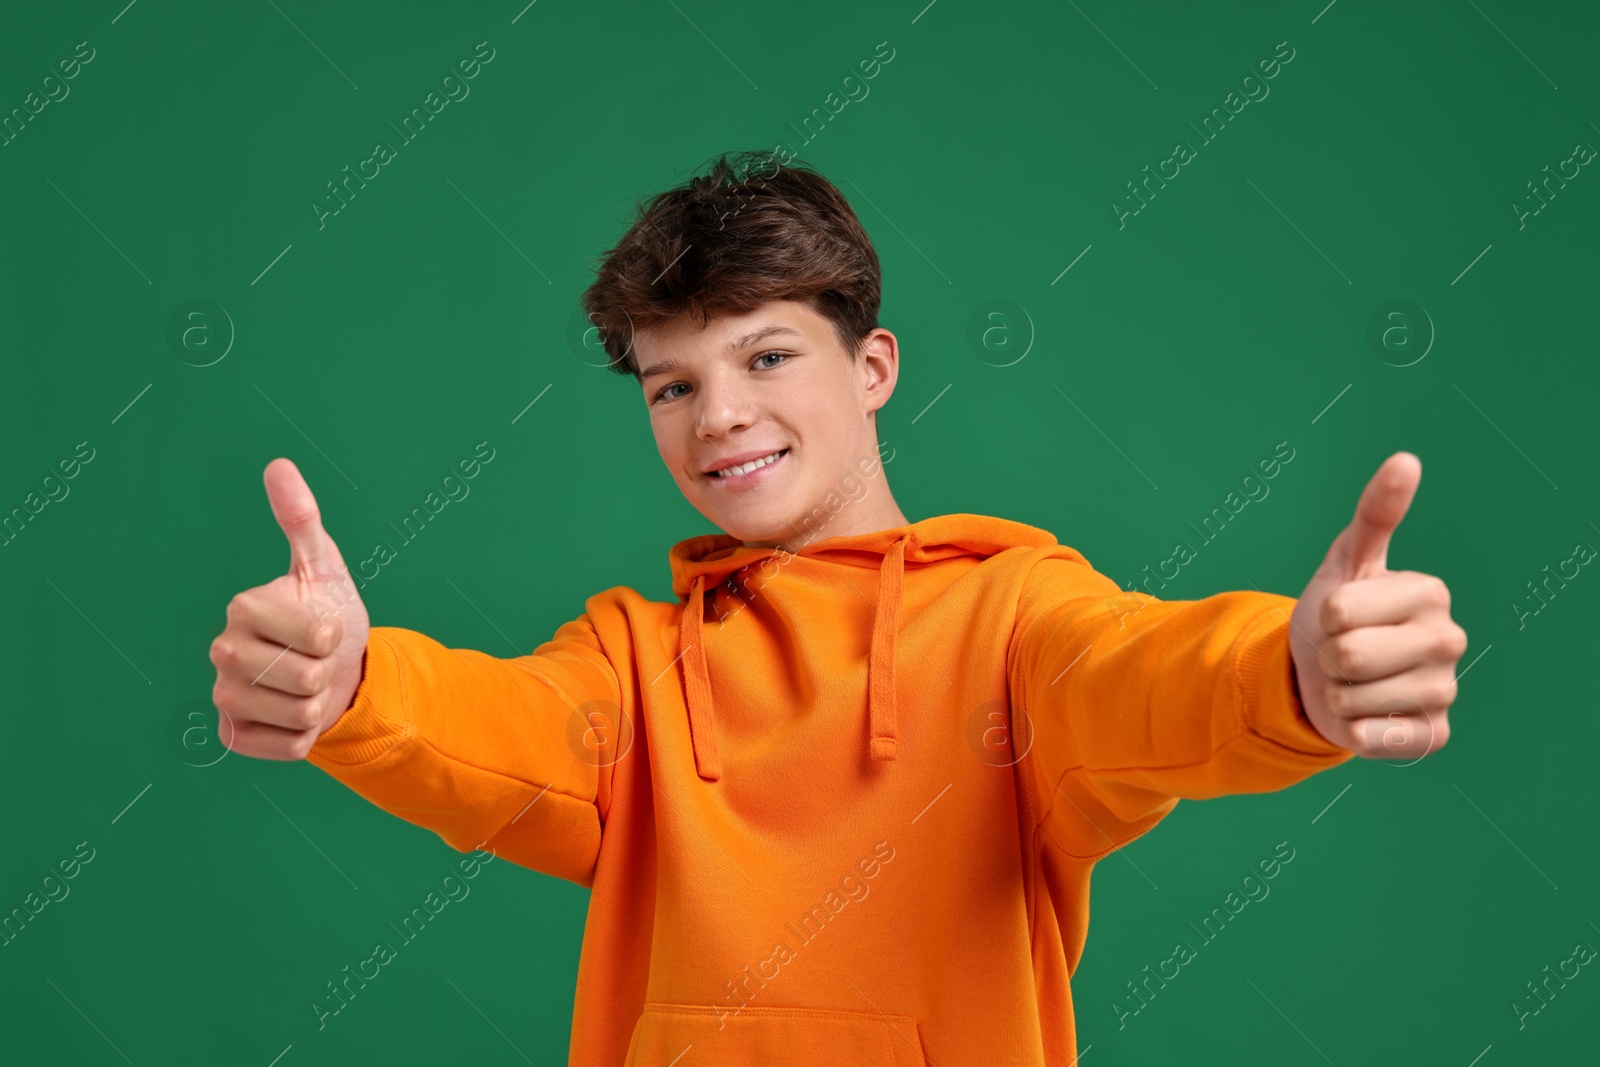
[306,513,1353,1064]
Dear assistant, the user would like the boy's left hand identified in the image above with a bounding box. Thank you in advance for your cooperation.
[1286,452,1467,759]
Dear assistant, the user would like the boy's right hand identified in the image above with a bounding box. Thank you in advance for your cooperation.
[209,458,371,760]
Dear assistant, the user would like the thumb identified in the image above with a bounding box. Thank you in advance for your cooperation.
[263,458,347,580]
[1325,451,1422,580]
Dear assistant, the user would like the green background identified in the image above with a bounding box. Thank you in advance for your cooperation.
[2,0,1595,1062]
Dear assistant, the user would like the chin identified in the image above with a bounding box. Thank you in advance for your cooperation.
[706,512,789,547]
[696,498,800,547]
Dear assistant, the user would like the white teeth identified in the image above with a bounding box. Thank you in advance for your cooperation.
[713,450,784,478]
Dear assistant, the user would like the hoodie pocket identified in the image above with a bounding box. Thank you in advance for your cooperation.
[622,1002,927,1065]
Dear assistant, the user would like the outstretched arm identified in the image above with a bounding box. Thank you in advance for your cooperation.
[209,457,624,888]
[1009,451,1464,858]
[307,617,624,888]
[1011,572,1352,857]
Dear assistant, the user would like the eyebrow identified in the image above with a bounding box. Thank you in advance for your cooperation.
[638,324,802,383]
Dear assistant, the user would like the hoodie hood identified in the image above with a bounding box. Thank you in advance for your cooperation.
[667,513,1060,782]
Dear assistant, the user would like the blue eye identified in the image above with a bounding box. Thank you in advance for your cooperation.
[652,351,789,403]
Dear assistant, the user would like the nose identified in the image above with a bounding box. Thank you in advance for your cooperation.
[692,370,758,440]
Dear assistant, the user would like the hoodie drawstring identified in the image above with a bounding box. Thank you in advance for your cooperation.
[678,535,908,781]
[680,572,723,781]
[868,536,905,761]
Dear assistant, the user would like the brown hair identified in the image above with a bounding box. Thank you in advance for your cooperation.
[580,149,882,379]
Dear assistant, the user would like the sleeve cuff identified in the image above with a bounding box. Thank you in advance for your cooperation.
[306,628,416,768]
[1233,596,1352,759]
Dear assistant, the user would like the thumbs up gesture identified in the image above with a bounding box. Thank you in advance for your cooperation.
[208,458,371,760]
[1287,452,1467,760]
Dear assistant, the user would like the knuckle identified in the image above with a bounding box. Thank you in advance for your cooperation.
[1328,633,1362,677]
[1428,575,1451,610]
[209,637,233,669]
[290,697,322,732]
[1433,675,1459,710]
[1444,623,1469,660]
[1320,594,1348,633]
[211,679,234,717]
[1432,717,1452,750]
[287,726,320,760]
[1324,680,1352,716]
[279,502,321,535]
[308,619,340,656]
[293,661,323,695]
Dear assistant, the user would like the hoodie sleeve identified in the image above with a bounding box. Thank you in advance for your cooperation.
[305,616,623,888]
[1008,553,1353,857]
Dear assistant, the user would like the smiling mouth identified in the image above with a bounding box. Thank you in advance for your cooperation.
[707,448,789,479]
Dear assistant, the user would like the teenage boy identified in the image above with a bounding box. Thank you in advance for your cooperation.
[209,150,1466,1065]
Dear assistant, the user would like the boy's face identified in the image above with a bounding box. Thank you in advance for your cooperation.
[634,298,900,549]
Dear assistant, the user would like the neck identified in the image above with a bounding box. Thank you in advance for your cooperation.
[749,483,909,554]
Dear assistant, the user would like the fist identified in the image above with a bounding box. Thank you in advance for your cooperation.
[208,458,371,760]
[1288,452,1468,761]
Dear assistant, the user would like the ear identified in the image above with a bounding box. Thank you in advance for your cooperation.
[857,328,899,416]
